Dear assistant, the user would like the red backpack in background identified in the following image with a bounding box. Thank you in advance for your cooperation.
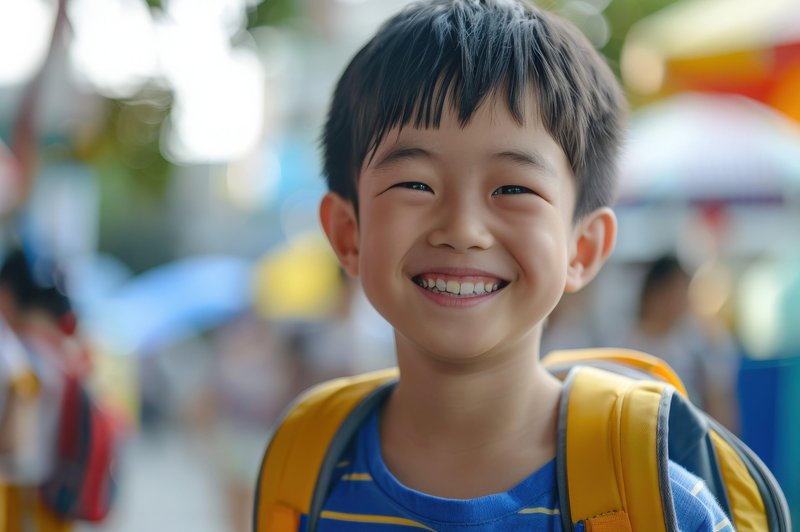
[39,371,116,522]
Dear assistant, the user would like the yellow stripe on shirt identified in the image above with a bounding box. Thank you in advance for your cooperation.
[320,511,435,530]
[713,518,733,531]
[341,473,373,481]
[518,506,561,515]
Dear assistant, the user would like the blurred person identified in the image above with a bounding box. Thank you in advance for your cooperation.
[0,246,114,530]
[253,1,736,530]
[300,271,395,377]
[0,248,74,531]
[624,255,740,432]
[0,248,74,472]
[207,314,300,532]
[540,286,601,355]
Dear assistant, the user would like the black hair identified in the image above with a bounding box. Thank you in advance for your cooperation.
[0,247,72,320]
[322,0,626,220]
[0,249,33,304]
[638,255,689,318]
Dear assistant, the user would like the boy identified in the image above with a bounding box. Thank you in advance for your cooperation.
[260,0,732,529]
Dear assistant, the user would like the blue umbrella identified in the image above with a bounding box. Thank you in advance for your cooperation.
[85,255,253,355]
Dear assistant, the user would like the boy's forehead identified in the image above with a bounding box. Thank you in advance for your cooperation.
[364,91,550,165]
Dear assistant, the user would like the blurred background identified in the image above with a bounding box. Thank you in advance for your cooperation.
[0,0,798,529]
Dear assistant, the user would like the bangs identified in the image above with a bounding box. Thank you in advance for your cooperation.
[354,1,537,165]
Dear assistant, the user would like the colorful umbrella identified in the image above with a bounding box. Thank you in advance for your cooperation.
[621,0,800,121]
[252,233,341,320]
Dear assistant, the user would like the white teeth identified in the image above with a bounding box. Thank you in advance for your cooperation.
[418,277,503,296]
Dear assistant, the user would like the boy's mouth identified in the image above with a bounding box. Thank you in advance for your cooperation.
[412,274,509,296]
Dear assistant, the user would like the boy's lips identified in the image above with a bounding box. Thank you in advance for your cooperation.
[410,269,510,297]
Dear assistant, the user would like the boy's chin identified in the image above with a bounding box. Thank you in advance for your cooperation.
[397,330,535,369]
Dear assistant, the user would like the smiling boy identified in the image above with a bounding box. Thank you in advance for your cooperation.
[255,0,732,530]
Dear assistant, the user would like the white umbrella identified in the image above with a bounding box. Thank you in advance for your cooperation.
[618,93,800,205]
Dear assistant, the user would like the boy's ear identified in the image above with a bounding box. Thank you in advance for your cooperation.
[565,207,617,293]
[320,192,360,277]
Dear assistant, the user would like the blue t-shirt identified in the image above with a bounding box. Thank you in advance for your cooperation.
[309,409,733,531]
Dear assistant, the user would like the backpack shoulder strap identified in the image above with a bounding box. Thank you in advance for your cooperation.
[253,368,399,532]
[544,347,688,398]
[557,365,675,532]
[705,417,788,531]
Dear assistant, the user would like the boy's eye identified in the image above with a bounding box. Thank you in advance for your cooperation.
[492,185,534,196]
[393,182,432,192]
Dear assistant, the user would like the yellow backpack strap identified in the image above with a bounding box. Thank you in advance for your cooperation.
[705,417,790,531]
[253,368,399,532]
[544,348,688,398]
[557,366,675,532]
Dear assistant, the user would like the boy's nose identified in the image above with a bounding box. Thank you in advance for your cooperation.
[426,201,493,252]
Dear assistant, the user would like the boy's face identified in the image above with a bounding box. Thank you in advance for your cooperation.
[322,94,615,363]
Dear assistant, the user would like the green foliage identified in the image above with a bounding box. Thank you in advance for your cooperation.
[76,87,177,270]
[247,0,298,29]
[539,0,676,76]
[600,0,675,74]
[86,89,174,199]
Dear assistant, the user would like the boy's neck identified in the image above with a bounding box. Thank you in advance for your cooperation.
[379,331,562,497]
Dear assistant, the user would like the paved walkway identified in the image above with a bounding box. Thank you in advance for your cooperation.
[78,428,228,532]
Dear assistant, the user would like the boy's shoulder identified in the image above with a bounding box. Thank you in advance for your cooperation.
[254,369,398,531]
[267,368,399,464]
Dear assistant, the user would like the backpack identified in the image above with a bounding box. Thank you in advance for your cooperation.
[39,372,116,522]
[253,348,791,531]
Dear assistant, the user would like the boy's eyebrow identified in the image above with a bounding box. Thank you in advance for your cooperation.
[371,146,554,173]
[492,149,552,173]
[371,146,432,169]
